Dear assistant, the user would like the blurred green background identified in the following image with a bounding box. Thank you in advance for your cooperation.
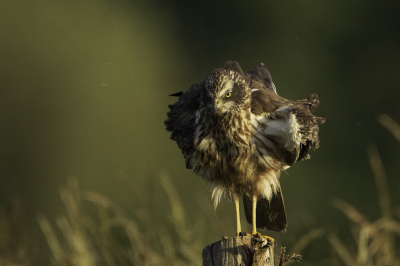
[1,0,400,265]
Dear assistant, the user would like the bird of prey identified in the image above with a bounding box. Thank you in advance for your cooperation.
[165,61,325,239]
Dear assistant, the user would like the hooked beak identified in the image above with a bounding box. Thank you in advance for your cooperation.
[213,98,220,113]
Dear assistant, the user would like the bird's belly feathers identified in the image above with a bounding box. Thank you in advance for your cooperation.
[191,146,280,206]
[189,111,302,206]
[190,132,281,206]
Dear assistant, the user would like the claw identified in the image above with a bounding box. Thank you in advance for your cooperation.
[235,231,274,244]
[241,232,274,243]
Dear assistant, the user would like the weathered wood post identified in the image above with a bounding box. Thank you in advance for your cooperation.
[202,236,274,266]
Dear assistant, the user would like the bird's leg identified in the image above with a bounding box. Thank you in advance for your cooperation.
[234,197,241,236]
[251,195,274,243]
[251,195,257,235]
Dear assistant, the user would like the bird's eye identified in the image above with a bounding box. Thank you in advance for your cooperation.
[225,92,232,98]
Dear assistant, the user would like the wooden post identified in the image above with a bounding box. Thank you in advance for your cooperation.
[202,236,274,266]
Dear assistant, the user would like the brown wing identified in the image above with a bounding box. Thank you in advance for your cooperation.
[292,93,326,160]
[248,63,325,164]
[246,63,277,94]
[250,89,290,115]
[246,63,290,115]
[224,60,245,77]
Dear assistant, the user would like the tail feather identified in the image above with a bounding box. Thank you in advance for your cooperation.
[243,189,287,232]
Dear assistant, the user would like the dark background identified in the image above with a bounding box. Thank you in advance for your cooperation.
[1,0,400,264]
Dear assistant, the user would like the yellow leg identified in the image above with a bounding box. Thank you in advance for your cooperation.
[252,195,257,235]
[251,195,274,243]
[234,197,241,236]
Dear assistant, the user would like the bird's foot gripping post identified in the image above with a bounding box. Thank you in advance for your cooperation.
[202,235,276,266]
[242,232,275,244]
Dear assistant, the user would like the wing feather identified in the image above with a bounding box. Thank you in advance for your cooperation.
[224,61,245,77]
[165,81,205,164]
[243,187,287,232]
[246,63,277,93]
[249,70,325,166]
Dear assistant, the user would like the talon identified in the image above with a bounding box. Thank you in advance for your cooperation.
[252,232,274,243]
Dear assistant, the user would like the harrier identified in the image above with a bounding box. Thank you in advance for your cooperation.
[165,61,325,239]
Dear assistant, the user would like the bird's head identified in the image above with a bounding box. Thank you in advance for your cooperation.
[201,69,251,114]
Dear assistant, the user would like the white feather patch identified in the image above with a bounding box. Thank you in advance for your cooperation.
[259,108,301,152]
[272,82,277,94]
[211,186,225,208]
[195,110,201,124]
[197,135,213,151]
[257,179,273,200]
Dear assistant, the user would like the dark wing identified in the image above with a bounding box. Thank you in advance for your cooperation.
[169,91,183,97]
[246,63,277,94]
[243,187,287,232]
[224,60,245,78]
[164,81,205,166]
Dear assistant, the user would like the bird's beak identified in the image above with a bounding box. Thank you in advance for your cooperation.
[213,98,219,113]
